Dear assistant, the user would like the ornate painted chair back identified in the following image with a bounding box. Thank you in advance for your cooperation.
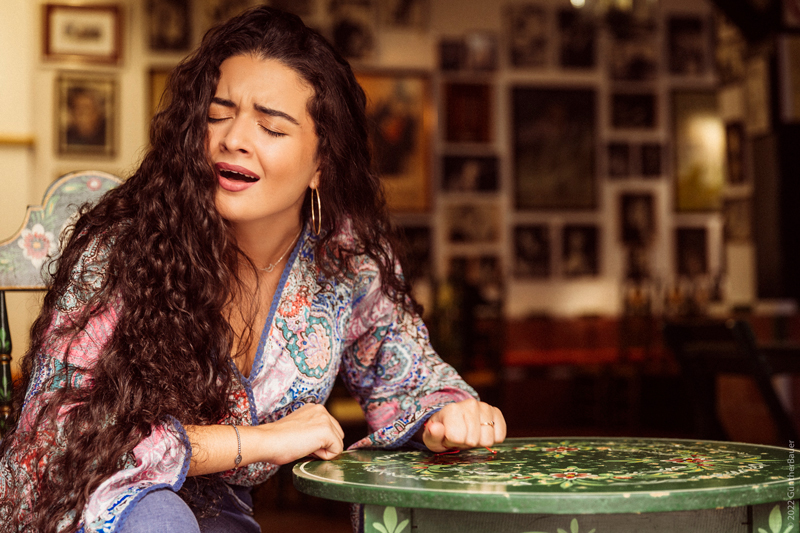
[0,170,122,436]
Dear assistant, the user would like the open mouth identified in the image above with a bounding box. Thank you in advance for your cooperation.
[219,168,259,183]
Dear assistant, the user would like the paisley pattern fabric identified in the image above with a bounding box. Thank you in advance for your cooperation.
[0,226,476,532]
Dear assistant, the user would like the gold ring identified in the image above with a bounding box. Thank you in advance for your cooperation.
[481,421,495,427]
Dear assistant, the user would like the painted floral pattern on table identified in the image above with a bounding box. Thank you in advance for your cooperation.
[353,438,788,491]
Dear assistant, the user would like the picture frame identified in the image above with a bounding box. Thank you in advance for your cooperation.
[640,143,663,178]
[56,72,116,157]
[398,225,432,282]
[620,192,655,246]
[558,8,595,69]
[464,31,499,71]
[148,66,174,121]
[513,87,596,209]
[506,4,548,68]
[379,0,429,30]
[441,155,499,192]
[611,92,657,129]
[444,203,501,244]
[562,224,599,277]
[146,0,192,52]
[357,70,432,212]
[447,255,504,304]
[608,16,657,81]
[714,12,746,84]
[668,15,709,76]
[444,83,493,143]
[607,143,631,178]
[513,225,550,278]
[43,4,122,64]
[329,0,376,60]
[723,198,752,242]
[673,90,725,211]
[439,38,466,71]
[725,123,746,184]
[675,227,708,277]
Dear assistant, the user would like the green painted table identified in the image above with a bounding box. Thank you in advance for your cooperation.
[293,437,799,533]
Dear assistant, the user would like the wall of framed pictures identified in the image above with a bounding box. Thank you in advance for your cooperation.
[3,0,772,321]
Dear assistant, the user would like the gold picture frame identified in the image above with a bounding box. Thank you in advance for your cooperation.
[357,70,433,212]
[43,4,123,64]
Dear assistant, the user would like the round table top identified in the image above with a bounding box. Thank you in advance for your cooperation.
[293,437,797,514]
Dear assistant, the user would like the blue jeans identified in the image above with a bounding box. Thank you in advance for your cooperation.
[119,484,260,533]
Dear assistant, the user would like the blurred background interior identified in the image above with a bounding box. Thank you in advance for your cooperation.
[1,0,800,530]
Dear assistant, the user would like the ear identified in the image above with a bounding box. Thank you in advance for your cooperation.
[310,168,321,190]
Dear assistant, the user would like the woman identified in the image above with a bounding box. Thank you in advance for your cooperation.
[0,6,505,533]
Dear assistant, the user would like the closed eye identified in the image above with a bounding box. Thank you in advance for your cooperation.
[208,116,228,124]
[260,125,287,138]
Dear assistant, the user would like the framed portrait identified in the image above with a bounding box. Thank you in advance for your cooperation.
[673,90,725,211]
[620,192,655,245]
[444,83,492,143]
[444,203,501,244]
[56,73,116,157]
[148,67,174,120]
[398,225,432,282]
[608,17,657,81]
[506,4,548,68]
[513,87,596,209]
[725,123,746,184]
[43,4,122,64]
[441,155,498,192]
[611,92,657,129]
[379,0,429,30]
[675,227,708,276]
[607,143,631,178]
[147,0,192,52]
[439,38,466,71]
[513,225,550,278]
[329,0,376,60]
[723,198,752,242]
[714,13,746,84]
[562,224,599,277]
[358,70,432,212]
[558,8,595,69]
[640,143,663,178]
[668,15,709,76]
[464,31,499,71]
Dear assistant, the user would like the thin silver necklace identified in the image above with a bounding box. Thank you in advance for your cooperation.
[261,228,302,273]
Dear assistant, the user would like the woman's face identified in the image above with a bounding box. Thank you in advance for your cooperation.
[207,54,320,232]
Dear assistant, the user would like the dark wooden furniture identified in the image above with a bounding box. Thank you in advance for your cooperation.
[663,318,800,443]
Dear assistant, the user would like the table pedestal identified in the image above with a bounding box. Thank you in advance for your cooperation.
[364,501,795,533]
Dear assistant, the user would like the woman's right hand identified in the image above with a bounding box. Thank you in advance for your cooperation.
[186,403,344,476]
[260,403,345,464]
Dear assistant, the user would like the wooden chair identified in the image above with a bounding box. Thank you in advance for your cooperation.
[0,170,121,435]
[663,318,800,443]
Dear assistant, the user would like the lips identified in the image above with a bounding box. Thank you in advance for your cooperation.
[215,162,260,192]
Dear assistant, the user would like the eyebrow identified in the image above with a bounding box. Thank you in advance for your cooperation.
[210,97,300,126]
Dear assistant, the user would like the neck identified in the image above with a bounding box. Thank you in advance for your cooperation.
[231,219,303,271]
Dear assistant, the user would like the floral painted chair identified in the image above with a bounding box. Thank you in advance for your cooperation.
[0,170,121,436]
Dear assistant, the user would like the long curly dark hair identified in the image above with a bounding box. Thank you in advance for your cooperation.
[0,6,412,532]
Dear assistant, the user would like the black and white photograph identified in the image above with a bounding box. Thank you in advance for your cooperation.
[514,225,551,278]
[620,193,655,246]
[640,143,663,177]
[675,227,708,276]
[607,143,631,178]
[442,155,499,192]
[558,8,595,69]
[147,0,192,51]
[668,15,708,76]
[612,92,657,129]
[445,203,501,244]
[608,18,657,80]
[328,0,376,60]
[506,4,548,68]
[562,225,599,277]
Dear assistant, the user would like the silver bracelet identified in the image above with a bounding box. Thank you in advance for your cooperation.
[232,424,242,467]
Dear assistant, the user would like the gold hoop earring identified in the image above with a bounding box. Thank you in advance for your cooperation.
[311,188,322,235]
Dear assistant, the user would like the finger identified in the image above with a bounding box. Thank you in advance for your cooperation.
[423,420,448,452]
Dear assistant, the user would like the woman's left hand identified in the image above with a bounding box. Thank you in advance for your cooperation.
[420,398,506,453]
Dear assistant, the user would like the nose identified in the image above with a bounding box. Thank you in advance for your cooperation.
[219,115,251,154]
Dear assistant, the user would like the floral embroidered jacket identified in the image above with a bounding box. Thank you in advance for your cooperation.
[0,226,476,532]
